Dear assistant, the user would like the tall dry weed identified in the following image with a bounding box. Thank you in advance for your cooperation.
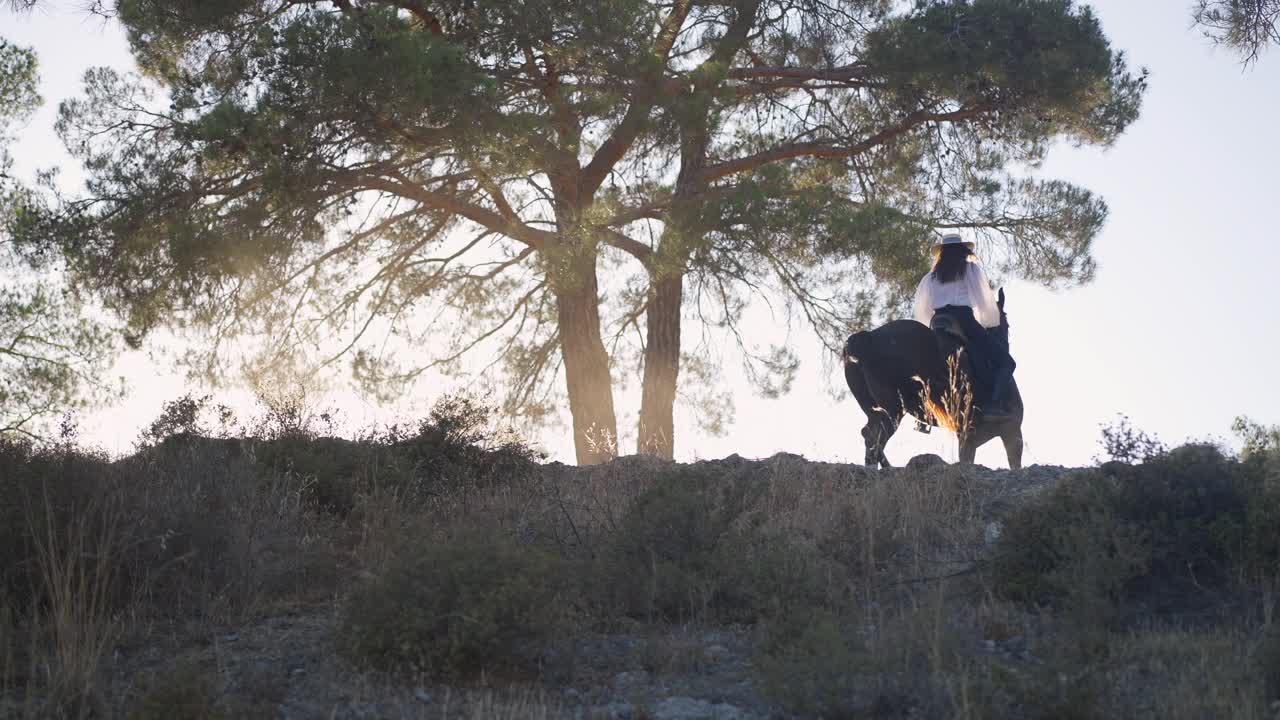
[24,481,124,719]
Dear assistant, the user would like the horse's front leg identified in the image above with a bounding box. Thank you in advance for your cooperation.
[958,424,997,465]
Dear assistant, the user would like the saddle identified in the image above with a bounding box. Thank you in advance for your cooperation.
[929,313,967,343]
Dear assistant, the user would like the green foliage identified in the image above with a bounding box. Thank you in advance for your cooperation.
[1235,416,1280,460]
[0,38,119,438]
[135,393,234,446]
[1194,0,1280,63]
[337,529,563,678]
[991,444,1280,625]
[125,392,541,516]
[251,394,543,515]
[0,39,39,132]
[867,0,1144,144]
[754,610,870,718]
[1097,413,1167,464]
[0,279,120,438]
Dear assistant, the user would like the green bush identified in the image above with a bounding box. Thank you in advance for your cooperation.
[583,469,842,623]
[991,443,1280,624]
[1235,416,1280,461]
[754,609,870,718]
[337,530,563,678]
[252,395,542,516]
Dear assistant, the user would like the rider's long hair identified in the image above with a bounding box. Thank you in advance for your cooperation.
[931,244,974,284]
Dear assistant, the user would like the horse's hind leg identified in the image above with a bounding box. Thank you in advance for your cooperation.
[862,413,897,468]
[865,388,903,469]
[959,432,983,464]
[1001,428,1024,470]
[846,358,895,468]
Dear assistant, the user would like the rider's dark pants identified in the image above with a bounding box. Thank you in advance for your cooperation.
[932,305,1016,390]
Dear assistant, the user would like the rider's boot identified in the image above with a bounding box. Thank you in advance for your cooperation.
[983,367,1014,420]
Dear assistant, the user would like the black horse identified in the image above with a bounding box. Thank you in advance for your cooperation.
[843,289,1024,469]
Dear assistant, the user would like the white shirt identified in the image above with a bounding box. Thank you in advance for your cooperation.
[913,261,1001,329]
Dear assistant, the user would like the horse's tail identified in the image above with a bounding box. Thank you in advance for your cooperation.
[844,331,872,365]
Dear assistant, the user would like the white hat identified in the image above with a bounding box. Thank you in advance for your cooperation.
[930,233,975,256]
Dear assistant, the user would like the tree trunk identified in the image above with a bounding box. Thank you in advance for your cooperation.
[555,259,619,465]
[637,274,683,459]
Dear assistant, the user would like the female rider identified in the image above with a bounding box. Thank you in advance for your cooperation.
[912,234,1015,419]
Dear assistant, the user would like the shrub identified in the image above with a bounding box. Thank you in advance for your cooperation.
[252,394,542,516]
[1097,414,1167,464]
[991,444,1280,624]
[582,468,842,623]
[0,433,338,628]
[583,468,754,621]
[754,610,869,718]
[135,394,236,449]
[754,600,965,720]
[337,530,563,679]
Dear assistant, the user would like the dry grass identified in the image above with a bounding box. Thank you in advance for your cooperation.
[1094,625,1271,719]
[917,352,976,440]
[0,438,344,717]
[452,689,565,720]
[26,486,123,719]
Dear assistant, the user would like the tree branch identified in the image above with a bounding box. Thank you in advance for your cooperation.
[725,64,870,82]
[698,107,990,183]
[600,228,653,266]
[577,1,693,199]
[362,174,556,249]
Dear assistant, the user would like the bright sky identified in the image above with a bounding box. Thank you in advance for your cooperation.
[4,2,1278,466]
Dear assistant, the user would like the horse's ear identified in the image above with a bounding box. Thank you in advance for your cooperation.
[997,287,1005,310]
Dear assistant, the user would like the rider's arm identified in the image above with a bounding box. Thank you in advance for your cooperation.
[913,275,933,326]
[969,264,1001,328]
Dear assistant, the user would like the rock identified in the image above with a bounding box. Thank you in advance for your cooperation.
[703,644,732,664]
[652,697,744,720]
[600,701,636,719]
[1019,651,1045,665]
[612,670,651,693]
[1004,635,1027,653]
[984,521,1004,545]
[906,453,947,470]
